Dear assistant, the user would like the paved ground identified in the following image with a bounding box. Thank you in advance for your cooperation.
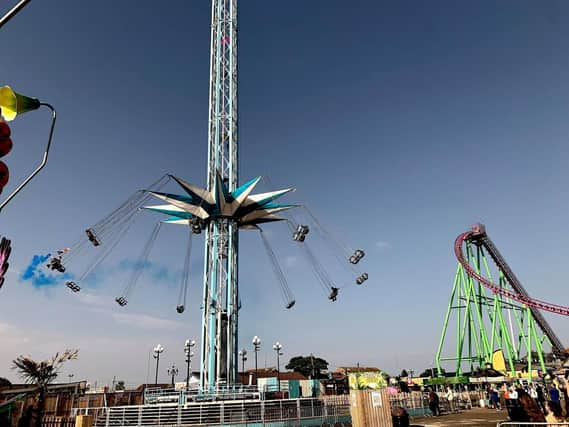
[409,407,509,427]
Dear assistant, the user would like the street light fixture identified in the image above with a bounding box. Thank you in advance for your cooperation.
[168,363,178,387]
[272,341,283,393]
[153,344,164,385]
[184,339,196,390]
[252,336,261,382]
[238,349,248,377]
[0,85,57,212]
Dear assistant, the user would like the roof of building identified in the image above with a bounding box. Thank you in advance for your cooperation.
[0,381,87,396]
[239,370,307,383]
[335,367,382,374]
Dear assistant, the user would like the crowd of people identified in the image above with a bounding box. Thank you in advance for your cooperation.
[485,381,568,424]
[423,379,568,424]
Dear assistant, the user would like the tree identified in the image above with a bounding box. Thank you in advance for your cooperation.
[115,380,125,391]
[419,367,446,378]
[0,377,11,387]
[400,369,408,378]
[12,349,78,424]
[285,355,328,379]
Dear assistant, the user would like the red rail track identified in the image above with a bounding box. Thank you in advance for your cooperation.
[454,231,569,317]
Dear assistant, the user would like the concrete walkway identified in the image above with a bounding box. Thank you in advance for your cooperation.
[410,407,509,427]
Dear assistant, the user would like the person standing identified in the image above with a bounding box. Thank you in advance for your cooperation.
[536,384,546,413]
[529,384,538,401]
[509,386,519,401]
[550,383,561,405]
[545,400,564,425]
[558,379,568,417]
[428,389,440,416]
[446,386,456,413]
[492,387,501,410]
[517,390,545,423]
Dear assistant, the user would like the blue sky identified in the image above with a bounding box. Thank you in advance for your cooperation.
[1,0,569,386]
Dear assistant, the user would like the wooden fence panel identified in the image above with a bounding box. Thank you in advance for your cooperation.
[350,389,393,427]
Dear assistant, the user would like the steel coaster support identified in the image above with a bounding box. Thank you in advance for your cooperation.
[464,268,485,367]
[475,245,516,375]
[481,246,547,377]
[527,306,533,382]
[529,311,547,375]
[436,265,461,376]
[456,268,475,375]
[437,233,554,378]
[467,245,492,360]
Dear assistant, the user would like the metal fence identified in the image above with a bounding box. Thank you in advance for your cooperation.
[387,391,472,417]
[41,416,76,427]
[73,396,351,427]
[497,423,569,426]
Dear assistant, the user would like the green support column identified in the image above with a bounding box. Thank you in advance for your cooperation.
[436,236,552,379]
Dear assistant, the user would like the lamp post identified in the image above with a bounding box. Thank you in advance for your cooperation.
[273,342,283,393]
[0,86,57,212]
[310,353,316,379]
[252,336,261,382]
[238,349,248,377]
[153,344,164,385]
[184,339,196,390]
[168,363,178,387]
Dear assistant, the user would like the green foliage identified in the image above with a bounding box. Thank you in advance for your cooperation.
[285,355,328,378]
[12,349,78,389]
[0,377,11,387]
[11,349,78,422]
[400,369,408,378]
[420,367,445,378]
[115,380,125,391]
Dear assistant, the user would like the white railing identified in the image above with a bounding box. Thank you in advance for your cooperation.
[497,423,569,426]
[73,396,351,427]
[144,385,262,405]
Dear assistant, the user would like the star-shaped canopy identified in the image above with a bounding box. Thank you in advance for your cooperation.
[144,173,297,229]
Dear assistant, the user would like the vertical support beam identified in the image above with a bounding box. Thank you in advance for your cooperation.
[527,305,532,383]
[201,0,239,391]
[436,264,461,375]
[529,312,547,375]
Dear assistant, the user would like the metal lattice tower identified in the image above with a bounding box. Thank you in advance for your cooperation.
[201,0,239,389]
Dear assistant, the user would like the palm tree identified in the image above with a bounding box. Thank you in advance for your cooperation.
[12,349,78,424]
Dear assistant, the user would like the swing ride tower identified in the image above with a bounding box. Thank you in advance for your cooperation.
[58,0,367,393]
[202,0,239,389]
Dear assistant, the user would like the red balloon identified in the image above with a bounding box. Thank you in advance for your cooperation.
[0,122,10,140]
[0,161,8,188]
[0,138,12,157]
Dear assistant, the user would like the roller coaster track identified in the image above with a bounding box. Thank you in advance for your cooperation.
[454,224,567,356]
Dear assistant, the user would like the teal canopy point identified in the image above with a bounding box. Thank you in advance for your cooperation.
[143,172,298,228]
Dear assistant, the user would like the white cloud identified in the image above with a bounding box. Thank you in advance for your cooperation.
[77,292,184,330]
[111,312,183,330]
[75,292,110,308]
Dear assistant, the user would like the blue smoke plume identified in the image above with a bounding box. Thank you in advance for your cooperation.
[21,254,71,288]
